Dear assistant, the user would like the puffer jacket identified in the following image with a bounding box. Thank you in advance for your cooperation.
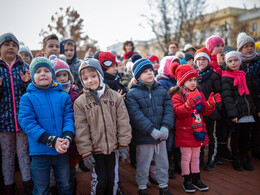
[18,81,74,156]
[125,81,174,145]
[74,84,132,158]
[222,69,260,120]
[156,75,177,91]
[0,56,30,132]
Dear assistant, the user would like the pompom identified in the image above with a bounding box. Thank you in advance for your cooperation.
[169,62,180,79]
[131,54,142,63]
[49,55,58,61]
[237,32,247,41]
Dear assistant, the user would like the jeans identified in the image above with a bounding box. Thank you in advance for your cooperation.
[31,153,72,195]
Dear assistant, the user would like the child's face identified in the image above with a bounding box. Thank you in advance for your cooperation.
[125,43,133,53]
[186,48,195,55]
[226,57,240,71]
[106,64,118,76]
[168,43,178,54]
[0,41,18,62]
[196,57,209,71]
[211,43,224,55]
[55,70,69,84]
[20,51,32,65]
[64,44,75,60]
[117,62,125,73]
[241,42,255,55]
[34,67,53,86]
[184,77,197,91]
[43,39,60,58]
[152,61,160,73]
[81,69,100,90]
[186,59,194,67]
[139,68,154,83]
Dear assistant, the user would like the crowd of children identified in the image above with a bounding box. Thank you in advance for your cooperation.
[0,31,259,195]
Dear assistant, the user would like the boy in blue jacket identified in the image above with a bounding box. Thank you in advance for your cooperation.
[18,57,74,194]
[125,58,174,195]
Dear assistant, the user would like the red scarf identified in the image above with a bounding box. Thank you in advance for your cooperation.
[123,51,134,60]
[222,70,249,96]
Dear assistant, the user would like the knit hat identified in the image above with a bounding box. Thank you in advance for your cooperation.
[183,44,196,52]
[194,47,211,63]
[158,56,180,77]
[236,32,255,51]
[146,54,159,63]
[51,56,74,83]
[18,43,33,60]
[0,33,19,48]
[185,53,194,61]
[94,51,117,71]
[132,58,154,80]
[225,51,242,64]
[205,35,224,53]
[131,53,142,63]
[169,63,198,86]
[29,57,55,83]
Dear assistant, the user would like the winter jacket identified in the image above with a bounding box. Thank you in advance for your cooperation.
[221,69,260,120]
[74,84,132,158]
[0,56,30,132]
[241,55,260,98]
[18,81,74,156]
[125,81,174,145]
[170,87,213,147]
[156,75,177,92]
[104,71,127,94]
[197,66,222,120]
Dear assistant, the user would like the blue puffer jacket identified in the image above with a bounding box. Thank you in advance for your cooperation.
[125,81,174,145]
[156,75,177,91]
[18,81,74,156]
[0,56,30,132]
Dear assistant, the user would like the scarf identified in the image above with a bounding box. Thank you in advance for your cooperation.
[241,50,257,63]
[61,80,71,93]
[198,66,213,83]
[222,70,249,96]
[123,51,134,60]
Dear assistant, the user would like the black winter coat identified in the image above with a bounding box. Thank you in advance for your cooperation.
[104,71,127,95]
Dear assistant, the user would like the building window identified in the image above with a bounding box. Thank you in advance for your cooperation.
[252,22,257,32]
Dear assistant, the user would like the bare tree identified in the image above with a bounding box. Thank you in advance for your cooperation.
[39,6,98,53]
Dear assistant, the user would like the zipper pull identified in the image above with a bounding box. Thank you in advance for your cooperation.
[149,92,151,99]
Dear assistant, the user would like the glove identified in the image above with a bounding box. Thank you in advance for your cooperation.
[83,155,96,170]
[160,126,169,140]
[188,91,202,105]
[151,129,162,140]
[193,131,207,141]
[207,92,221,106]
[185,97,195,109]
[118,148,128,161]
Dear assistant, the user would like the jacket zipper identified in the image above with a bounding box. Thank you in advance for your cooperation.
[99,102,109,154]
[149,88,158,128]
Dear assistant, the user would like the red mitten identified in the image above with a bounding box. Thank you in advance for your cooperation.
[208,92,221,106]
[185,97,195,109]
[188,91,202,105]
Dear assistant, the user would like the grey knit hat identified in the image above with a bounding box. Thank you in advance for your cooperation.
[0,33,19,48]
[225,51,242,64]
[237,32,255,51]
[19,43,33,60]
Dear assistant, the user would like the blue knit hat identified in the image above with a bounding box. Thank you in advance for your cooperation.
[29,57,55,83]
[0,33,19,48]
[132,58,154,80]
[185,53,194,62]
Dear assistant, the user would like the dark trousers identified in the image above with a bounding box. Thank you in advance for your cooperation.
[91,152,119,195]
[216,111,230,144]
[205,119,217,162]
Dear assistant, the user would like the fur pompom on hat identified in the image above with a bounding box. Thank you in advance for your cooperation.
[225,51,242,64]
[132,58,154,80]
[51,55,74,83]
[205,35,224,53]
[94,51,118,71]
[236,32,255,51]
[194,47,211,63]
[169,63,198,86]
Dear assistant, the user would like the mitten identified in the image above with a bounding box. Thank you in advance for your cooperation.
[83,155,96,170]
[185,98,195,109]
[118,148,128,161]
[160,126,169,140]
[193,131,207,141]
[188,91,202,105]
[207,92,221,106]
[151,128,162,140]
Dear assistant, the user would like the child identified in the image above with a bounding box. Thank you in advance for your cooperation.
[125,58,174,195]
[18,57,74,194]
[169,63,221,193]
[183,44,196,56]
[94,51,127,95]
[42,34,60,58]
[222,51,260,171]
[185,53,194,67]
[146,54,160,76]
[74,58,132,194]
[0,32,32,194]
[194,47,222,170]
[19,43,33,65]
[60,39,83,91]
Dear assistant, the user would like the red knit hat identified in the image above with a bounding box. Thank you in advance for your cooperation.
[146,54,159,63]
[169,63,198,86]
[194,47,211,63]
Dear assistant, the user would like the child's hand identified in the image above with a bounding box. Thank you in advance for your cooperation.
[0,77,2,86]
[20,69,30,82]
[232,117,238,123]
[217,54,224,66]
[118,89,126,99]
[55,138,67,154]
[185,98,195,109]
[61,139,70,150]
[207,92,221,106]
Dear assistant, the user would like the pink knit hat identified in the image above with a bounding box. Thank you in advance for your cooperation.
[158,56,180,76]
[205,35,224,53]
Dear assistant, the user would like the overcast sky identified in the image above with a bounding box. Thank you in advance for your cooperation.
[0,0,259,51]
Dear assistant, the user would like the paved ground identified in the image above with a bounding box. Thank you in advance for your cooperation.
[8,152,260,195]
